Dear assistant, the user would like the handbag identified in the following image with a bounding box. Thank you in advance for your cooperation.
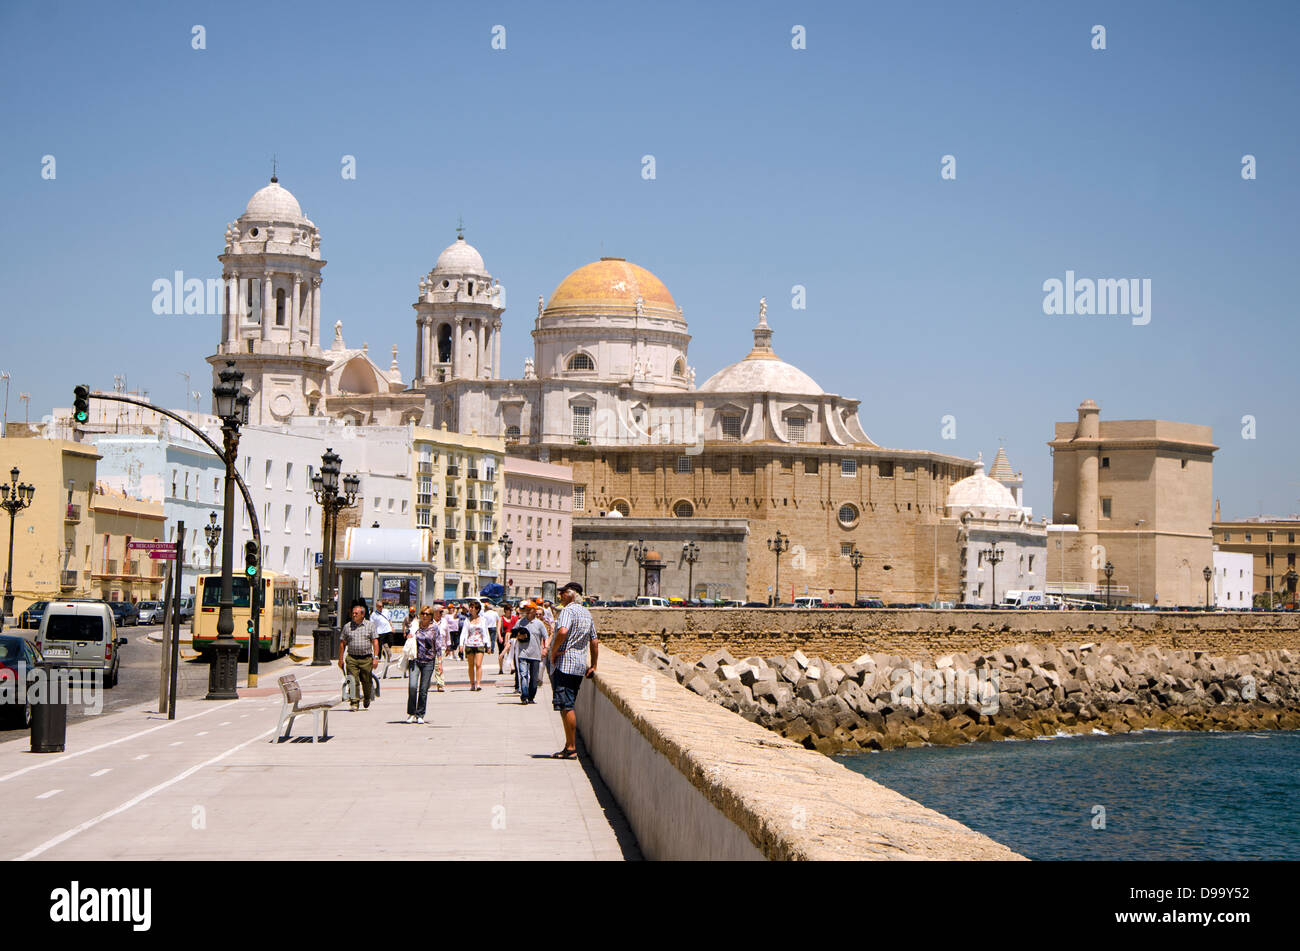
[402,635,418,660]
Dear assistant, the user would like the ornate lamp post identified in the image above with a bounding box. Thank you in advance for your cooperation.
[631,538,648,598]
[206,364,249,699]
[1103,560,1115,609]
[1285,568,1299,609]
[311,449,359,665]
[1203,565,1213,610]
[682,540,699,601]
[203,510,221,573]
[2,467,35,623]
[498,532,513,596]
[574,543,596,595]
[767,530,790,606]
[849,546,864,605]
[983,545,1005,606]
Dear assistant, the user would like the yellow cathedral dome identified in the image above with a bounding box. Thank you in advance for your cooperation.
[544,257,680,319]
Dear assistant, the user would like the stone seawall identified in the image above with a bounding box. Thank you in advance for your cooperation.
[631,641,1300,755]
[575,648,1023,859]
[592,608,1300,662]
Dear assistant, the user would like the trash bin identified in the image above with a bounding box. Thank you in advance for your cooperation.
[30,660,68,754]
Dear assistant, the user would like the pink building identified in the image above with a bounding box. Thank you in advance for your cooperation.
[502,458,574,600]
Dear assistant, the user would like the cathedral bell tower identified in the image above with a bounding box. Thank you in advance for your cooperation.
[207,176,330,424]
[413,231,505,385]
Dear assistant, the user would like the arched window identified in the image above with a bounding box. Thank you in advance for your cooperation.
[437,324,452,363]
[838,503,859,527]
[567,352,595,372]
[275,288,286,326]
[673,358,685,377]
[611,499,631,517]
[674,500,694,518]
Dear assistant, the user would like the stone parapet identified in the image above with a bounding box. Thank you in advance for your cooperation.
[589,608,1300,663]
[574,648,1023,860]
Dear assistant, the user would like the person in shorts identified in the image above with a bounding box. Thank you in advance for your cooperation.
[547,582,598,759]
[460,599,490,691]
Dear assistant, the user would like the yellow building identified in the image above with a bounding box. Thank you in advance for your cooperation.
[0,436,101,617]
[89,484,167,603]
[411,426,506,599]
[1212,514,1300,606]
[1048,400,1217,606]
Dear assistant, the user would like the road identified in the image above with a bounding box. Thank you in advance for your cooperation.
[0,619,316,742]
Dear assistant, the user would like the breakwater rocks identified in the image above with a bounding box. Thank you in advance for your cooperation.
[631,641,1300,754]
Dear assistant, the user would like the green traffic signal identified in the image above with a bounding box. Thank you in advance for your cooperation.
[244,540,259,577]
[73,385,90,423]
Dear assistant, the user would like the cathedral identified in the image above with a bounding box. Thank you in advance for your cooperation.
[208,177,986,601]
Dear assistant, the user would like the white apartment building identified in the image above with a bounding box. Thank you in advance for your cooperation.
[1213,549,1253,609]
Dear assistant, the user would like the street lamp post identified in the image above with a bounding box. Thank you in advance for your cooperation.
[574,543,596,595]
[311,449,359,665]
[682,541,699,601]
[983,545,1005,606]
[1203,565,1213,610]
[1103,561,1115,609]
[849,546,864,605]
[767,530,790,606]
[1,467,36,624]
[203,510,221,573]
[1135,518,1145,604]
[631,538,648,598]
[498,533,513,596]
[206,364,249,699]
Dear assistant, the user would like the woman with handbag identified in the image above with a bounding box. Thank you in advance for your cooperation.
[405,606,441,723]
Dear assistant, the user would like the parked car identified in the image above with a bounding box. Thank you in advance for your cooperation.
[17,600,49,629]
[635,596,669,608]
[108,600,139,626]
[742,601,769,608]
[855,597,886,609]
[792,597,824,609]
[177,596,195,623]
[296,600,320,619]
[135,601,165,625]
[0,634,43,728]
[35,600,126,688]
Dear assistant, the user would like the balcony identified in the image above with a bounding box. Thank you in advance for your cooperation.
[60,570,77,589]
[417,462,435,475]
[65,504,81,523]
[464,530,479,542]
[446,464,459,477]
[465,469,480,481]
[444,528,458,540]
[445,496,459,508]
[465,498,477,510]
[480,500,494,512]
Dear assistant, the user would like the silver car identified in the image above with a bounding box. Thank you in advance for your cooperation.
[136,600,165,624]
[35,600,126,688]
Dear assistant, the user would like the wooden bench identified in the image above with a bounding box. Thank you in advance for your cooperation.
[271,672,336,743]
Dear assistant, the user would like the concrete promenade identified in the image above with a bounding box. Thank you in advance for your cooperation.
[0,656,639,861]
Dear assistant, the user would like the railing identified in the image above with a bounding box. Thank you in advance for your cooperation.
[465,469,480,481]
[65,504,81,523]
[445,496,458,508]
[444,528,458,540]
[60,570,77,589]
[465,498,477,510]
[446,464,459,477]
[464,530,479,542]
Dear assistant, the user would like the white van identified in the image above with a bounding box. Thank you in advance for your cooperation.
[635,596,669,608]
[1002,590,1046,608]
[35,600,126,687]
[793,597,825,609]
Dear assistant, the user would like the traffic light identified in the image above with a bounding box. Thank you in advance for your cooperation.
[73,385,90,423]
[244,540,259,577]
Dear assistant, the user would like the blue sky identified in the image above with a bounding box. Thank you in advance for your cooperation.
[2,0,1297,518]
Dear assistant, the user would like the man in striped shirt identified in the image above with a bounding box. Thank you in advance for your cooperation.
[547,581,598,759]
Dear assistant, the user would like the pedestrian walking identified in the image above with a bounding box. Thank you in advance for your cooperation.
[483,599,502,674]
[547,582,598,758]
[405,606,441,723]
[501,604,520,692]
[431,604,450,691]
[461,599,491,691]
[515,601,549,704]
[371,599,394,670]
[338,603,379,711]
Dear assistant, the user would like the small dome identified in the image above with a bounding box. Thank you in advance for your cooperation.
[700,358,823,396]
[947,461,1019,511]
[434,236,486,274]
[646,550,663,562]
[243,180,304,221]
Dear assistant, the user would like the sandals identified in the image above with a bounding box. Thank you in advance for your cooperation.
[551,749,577,760]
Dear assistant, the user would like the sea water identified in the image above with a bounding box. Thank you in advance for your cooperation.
[840,730,1300,860]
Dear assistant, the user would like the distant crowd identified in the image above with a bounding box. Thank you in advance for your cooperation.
[336,581,597,759]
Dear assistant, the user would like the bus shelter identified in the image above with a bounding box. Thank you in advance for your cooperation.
[334,528,438,637]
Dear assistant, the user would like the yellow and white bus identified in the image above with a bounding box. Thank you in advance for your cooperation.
[193,570,299,657]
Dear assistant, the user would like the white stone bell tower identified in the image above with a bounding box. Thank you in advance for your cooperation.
[413,230,505,385]
[207,175,331,424]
